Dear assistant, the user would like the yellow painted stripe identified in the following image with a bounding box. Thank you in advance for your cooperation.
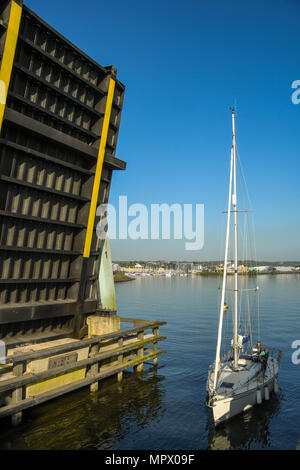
[0,1,22,135]
[83,78,115,258]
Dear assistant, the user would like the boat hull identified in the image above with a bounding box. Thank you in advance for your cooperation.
[211,376,276,426]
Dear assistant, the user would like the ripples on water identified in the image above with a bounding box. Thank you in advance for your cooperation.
[0,275,299,450]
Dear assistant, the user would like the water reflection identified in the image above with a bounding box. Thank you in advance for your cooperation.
[0,368,166,450]
[207,393,282,450]
[0,276,298,450]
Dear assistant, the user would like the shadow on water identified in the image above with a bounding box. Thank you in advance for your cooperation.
[0,367,166,450]
[207,391,283,450]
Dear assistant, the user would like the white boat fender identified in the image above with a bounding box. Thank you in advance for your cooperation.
[256,388,262,404]
[264,385,270,400]
[274,378,279,394]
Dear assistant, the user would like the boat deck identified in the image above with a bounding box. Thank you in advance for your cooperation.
[208,356,280,397]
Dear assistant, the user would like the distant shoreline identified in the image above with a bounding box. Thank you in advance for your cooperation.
[113,273,135,283]
[114,271,300,281]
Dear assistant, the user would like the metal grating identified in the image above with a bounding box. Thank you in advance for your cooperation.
[0,0,126,341]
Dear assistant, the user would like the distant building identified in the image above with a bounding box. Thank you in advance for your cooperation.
[249,266,274,272]
[122,263,151,273]
[193,264,203,272]
[238,265,248,273]
[112,263,121,273]
[158,267,166,273]
[274,266,295,272]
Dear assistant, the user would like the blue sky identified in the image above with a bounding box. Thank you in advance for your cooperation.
[26,0,300,261]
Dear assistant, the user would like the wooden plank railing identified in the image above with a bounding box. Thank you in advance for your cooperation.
[0,318,166,424]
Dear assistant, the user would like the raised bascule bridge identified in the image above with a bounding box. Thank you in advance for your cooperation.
[0,0,166,425]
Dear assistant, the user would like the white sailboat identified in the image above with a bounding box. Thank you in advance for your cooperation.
[206,108,282,427]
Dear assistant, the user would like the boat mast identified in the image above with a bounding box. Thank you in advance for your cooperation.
[213,124,234,390]
[232,108,239,369]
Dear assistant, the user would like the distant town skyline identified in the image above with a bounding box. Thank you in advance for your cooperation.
[112,260,300,278]
[26,0,300,261]
[112,259,300,265]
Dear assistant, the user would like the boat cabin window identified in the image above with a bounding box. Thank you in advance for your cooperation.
[220,382,234,389]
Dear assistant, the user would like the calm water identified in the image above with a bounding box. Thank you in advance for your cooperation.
[0,275,299,450]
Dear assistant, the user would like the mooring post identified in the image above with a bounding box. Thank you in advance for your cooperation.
[89,344,100,392]
[117,337,123,382]
[153,327,159,366]
[11,357,25,426]
[135,331,144,373]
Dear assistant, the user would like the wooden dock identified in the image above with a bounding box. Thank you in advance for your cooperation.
[0,318,166,425]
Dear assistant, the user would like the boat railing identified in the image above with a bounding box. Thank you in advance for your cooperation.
[268,347,282,362]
